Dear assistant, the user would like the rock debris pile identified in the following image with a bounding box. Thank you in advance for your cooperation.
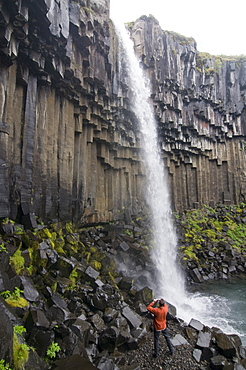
[0,216,245,369]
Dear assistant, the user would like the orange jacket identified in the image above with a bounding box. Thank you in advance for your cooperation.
[147,301,168,331]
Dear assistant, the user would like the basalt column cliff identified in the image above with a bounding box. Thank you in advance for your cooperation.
[130,16,246,211]
[0,0,246,224]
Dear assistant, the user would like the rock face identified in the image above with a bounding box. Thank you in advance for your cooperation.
[0,1,246,223]
[129,16,246,211]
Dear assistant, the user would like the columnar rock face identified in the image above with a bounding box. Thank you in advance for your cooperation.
[130,16,246,211]
[0,0,143,223]
[0,1,245,224]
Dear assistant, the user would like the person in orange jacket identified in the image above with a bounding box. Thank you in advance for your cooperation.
[147,298,174,358]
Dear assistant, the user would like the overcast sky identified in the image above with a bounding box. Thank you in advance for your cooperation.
[110,0,245,56]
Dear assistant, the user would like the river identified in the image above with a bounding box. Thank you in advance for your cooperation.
[186,277,246,345]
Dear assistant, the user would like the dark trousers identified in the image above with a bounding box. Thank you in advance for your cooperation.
[154,328,174,356]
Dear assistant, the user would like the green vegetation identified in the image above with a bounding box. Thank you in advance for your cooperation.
[0,243,7,253]
[12,323,33,370]
[0,288,28,308]
[124,229,133,237]
[196,52,246,74]
[165,30,195,45]
[13,326,26,336]
[10,250,25,275]
[125,21,134,30]
[68,268,79,290]
[46,342,61,359]
[178,203,246,261]
[12,333,30,370]
[0,360,12,370]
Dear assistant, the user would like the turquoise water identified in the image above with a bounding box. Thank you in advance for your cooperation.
[191,278,246,345]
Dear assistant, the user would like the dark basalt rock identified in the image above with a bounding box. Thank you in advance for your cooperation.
[51,354,97,370]
[122,306,142,330]
[213,332,239,359]
[25,308,50,331]
[27,328,54,358]
[68,318,92,347]
[0,219,245,369]
[20,276,40,302]
[98,326,119,352]
[210,354,231,369]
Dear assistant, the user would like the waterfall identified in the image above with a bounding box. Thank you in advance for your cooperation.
[111,14,244,343]
[112,20,187,310]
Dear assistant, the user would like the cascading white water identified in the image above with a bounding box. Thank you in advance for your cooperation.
[112,19,186,309]
[111,14,245,343]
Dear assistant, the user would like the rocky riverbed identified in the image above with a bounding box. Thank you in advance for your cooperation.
[121,320,210,370]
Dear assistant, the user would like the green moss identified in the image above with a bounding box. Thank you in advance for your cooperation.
[83,251,91,263]
[226,222,246,250]
[6,296,28,308]
[203,229,218,241]
[13,226,24,235]
[54,236,65,254]
[89,246,97,253]
[68,268,79,289]
[91,260,101,271]
[65,222,74,234]
[51,281,57,293]
[1,288,28,308]
[10,249,25,275]
[12,333,29,370]
[179,203,246,262]
[50,222,63,235]
[38,228,54,240]
[65,234,78,246]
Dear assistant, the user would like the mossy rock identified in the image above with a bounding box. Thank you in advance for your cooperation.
[65,233,79,246]
[21,233,31,249]
[135,286,154,304]
[90,260,102,271]
[64,243,79,256]
[31,248,48,269]
[50,222,64,235]
[65,222,74,234]
[10,249,25,275]
[54,236,65,254]
[13,333,29,370]
[38,228,57,242]
[100,256,117,277]
[90,249,105,262]
[6,296,28,308]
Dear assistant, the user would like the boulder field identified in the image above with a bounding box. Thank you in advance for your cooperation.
[0,214,245,369]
